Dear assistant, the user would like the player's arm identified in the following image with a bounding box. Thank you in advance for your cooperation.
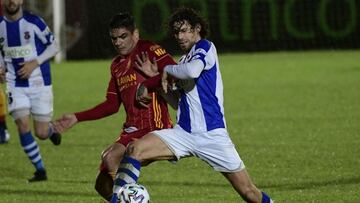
[54,77,121,133]
[34,17,60,65]
[18,18,59,79]
[136,51,180,109]
[136,48,177,90]
[165,42,215,79]
[164,59,203,79]
[135,45,179,108]
[74,77,121,121]
[160,59,204,94]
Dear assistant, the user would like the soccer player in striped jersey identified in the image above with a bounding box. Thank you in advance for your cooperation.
[54,13,176,200]
[110,7,274,203]
[0,0,61,182]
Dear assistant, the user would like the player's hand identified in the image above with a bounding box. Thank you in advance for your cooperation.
[53,113,78,133]
[18,59,39,79]
[136,83,152,108]
[135,52,159,77]
[0,68,6,83]
[161,71,169,93]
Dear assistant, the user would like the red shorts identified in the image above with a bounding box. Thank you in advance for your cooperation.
[99,128,152,172]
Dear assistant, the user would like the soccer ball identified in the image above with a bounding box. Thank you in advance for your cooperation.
[117,183,150,203]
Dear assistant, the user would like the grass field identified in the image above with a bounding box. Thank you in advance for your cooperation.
[0,50,359,202]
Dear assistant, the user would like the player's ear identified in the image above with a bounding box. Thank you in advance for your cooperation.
[133,28,140,41]
[195,24,201,34]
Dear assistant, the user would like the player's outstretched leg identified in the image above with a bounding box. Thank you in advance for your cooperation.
[223,169,274,203]
[109,156,141,203]
[20,131,48,182]
[95,170,114,201]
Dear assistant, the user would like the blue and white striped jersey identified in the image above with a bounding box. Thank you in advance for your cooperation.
[0,11,55,87]
[166,39,226,133]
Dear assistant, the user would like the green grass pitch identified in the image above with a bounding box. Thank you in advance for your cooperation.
[0,50,359,202]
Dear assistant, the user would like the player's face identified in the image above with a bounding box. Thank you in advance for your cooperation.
[172,21,201,52]
[110,27,139,56]
[3,0,23,16]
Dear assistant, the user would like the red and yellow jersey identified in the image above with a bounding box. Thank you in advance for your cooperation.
[109,39,176,131]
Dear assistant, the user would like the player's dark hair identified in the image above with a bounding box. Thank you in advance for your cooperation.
[109,12,136,32]
[168,7,209,38]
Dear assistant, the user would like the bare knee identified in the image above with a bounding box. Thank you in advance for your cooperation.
[102,143,126,172]
[34,127,49,140]
[126,141,144,161]
[102,150,121,171]
[15,119,31,134]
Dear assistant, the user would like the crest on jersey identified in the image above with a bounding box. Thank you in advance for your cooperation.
[24,32,31,40]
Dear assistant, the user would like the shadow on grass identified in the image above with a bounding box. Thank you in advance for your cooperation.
[142,180,229,188]
[142,175,360,191]
[0,188,95,197]
[51,179,93,184]
[258,176,360,191]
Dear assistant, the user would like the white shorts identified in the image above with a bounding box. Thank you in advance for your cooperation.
[152,125,245,172]
[6,85,53,121]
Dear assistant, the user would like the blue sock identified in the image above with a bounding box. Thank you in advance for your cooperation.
[261,191,272,203]
[0,126,6,142]
[0,122,7,143]
[114,156,141,187]
[19,132,45,171]
[110,156,141,203]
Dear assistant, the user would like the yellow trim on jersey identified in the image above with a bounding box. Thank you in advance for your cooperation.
[0,89,6,117]
[152,93,163,129]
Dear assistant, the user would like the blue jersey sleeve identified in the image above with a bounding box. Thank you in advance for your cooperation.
[23,11,54,45]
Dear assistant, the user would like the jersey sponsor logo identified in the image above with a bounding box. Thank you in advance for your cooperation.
[119,73,136,85]
[4,44,33,58]
[150,44,167,57]
[118,73,137,91]
[154,48,166,57]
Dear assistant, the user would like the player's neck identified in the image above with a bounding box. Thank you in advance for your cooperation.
[183,37,203,54]
[5,9,23,22]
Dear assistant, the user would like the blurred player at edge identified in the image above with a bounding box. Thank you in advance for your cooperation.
[0,67,10,144]
[54,12,176,201]
[0,0,61,182]
[0,0,11,144]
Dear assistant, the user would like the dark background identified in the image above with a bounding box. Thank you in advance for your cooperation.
[12,0,360,59]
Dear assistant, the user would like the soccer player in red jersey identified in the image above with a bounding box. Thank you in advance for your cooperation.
[54,13,176,200]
